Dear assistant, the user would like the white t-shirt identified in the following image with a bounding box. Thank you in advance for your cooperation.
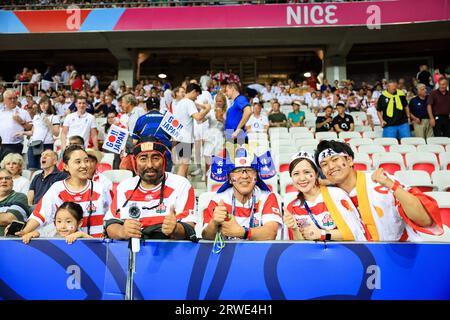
[366,106,380,126]
[172,98,197,143]
[246,114,269,132]
[63,112,97,148]
[13,176,30,194]
[31,114,60,144]
[0,106,32,144]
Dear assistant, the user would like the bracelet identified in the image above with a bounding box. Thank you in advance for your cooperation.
[390,180,401,193]
[248,228,252,240]
[320,230,326,241]
[242,226,249,239]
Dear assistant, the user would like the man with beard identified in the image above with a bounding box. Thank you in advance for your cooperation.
[314,140,443,241]
[104,137,197,240]
[202,146,282,241]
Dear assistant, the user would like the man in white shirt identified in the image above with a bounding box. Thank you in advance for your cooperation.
[245,101,269,133]
[61,96,98,150]
[200,70,212,91]
[87,73,99,90]
[172,83,211,177]
[61,65,71,87]
[0,89,32,161]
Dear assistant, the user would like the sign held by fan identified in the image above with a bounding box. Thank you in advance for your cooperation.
[103,124,129,154]
[159,111,186,141]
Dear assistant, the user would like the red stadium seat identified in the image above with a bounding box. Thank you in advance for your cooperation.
[96,163,112,173]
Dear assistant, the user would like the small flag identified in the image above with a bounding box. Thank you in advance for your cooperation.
[258,151,276,179]
[210,155,227,182]
[159,111,186,141]
[102,124,129,154]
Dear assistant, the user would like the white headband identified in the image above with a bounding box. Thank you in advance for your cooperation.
[318,148,348,163]
[290,151,315,164]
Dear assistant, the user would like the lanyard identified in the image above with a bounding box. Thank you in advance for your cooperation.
[303,201,322,230]
[231,193,258,228]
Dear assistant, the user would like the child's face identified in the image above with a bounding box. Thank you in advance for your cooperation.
[55,209,82,237]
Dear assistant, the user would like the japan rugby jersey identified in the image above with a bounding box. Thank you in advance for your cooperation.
[29,179,112,238]
[104,172,197,227]
[202,186,283,239]
[285,186,366,241]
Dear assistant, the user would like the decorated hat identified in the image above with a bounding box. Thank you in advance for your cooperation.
[211,143,276,193]
[132,136,173,172]
[290,151,317,169]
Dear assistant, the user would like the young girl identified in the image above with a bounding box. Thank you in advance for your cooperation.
[283,151,366,241]
[22,202,93,244]
[17,144,111,239]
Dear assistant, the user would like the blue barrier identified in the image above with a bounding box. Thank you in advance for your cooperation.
[1,239,450,300]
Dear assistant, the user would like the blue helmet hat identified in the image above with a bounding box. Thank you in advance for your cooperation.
[211,144,277,193]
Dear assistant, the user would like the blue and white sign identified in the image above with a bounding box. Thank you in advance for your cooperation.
[102,125,129,154]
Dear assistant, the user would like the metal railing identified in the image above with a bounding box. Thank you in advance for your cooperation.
[1,81,61,98]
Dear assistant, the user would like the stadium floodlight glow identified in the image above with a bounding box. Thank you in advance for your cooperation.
[158,73,167,79]
[303,72,312,78]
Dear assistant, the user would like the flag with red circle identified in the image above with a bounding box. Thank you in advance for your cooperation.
[102,124,129,154]
[159,111,186,141]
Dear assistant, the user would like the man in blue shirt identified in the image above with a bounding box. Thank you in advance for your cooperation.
[224,82,252,143]
[409,83,433,139]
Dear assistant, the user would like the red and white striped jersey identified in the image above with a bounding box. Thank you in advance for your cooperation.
[93,171,113,199]
[286,186,366,241]
[104,172,197,227]
[203,186,283,239]
[29,179,112,238]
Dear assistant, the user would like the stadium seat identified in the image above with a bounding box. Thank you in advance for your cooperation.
[422,192,450,242]
[96,163,112,173]
[439,152,450,170]
[374,137,398,151]
[353,152,371,171]
[264,176,279,194]
[295,138,319,148]
[351,111,368,125]
[101,153,115,168]
[279,171,296,196]
[431,171,450,192]
[348,137,373,149]
[358,145,385,160]
[315,131,338,141]
[102,169,133,183]
[248,132,269,141]
[269,127,289,136]
[338,131,361,142]
[427,137,450,147]
[289,127,310,134]
[405,152,439,176]
[362,131,382,139]
[394,170,437,192]
[372,152,405,175]
[291,132,314,140]
[304,119,317,129]
[390,144,417,166]
[401,137,426,146]
[300,145,317,153]
[417,144,445,155]
[276,153,295,173]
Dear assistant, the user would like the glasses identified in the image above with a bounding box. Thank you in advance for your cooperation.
[232,168,257,176]
[0,176,13,181]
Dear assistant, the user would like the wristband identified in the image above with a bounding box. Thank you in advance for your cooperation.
[242,226,249,239]
[390,180,401,193]
[247,228,252,240]
[320,230,326,241]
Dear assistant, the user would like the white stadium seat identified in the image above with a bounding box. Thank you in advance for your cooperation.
[431,171,450,192]
[439,152,450,170]
[348,137,373,149]
[394,170,437,192]
[338,131,361,141]
[401,137,426,146]
[358,144,385,156]
[417,144,445,155]
[372,152,405,175]
[405,152,439,176]
[315,131,338,141]
[427,137,450,147]
[289,127,310,134]
[353,152,372,171]
[362,131,382,139]
[374,137,399,151]
[102,169,133,183]
[422,192,450,242]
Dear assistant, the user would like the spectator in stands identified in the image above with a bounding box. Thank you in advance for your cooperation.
[104,138,197,240]
[202,146,282,241]
[427,78,450,138]
[315,140,443,241]
[409,83,433,139]
[261,83,274,102]
[0,168,29,236]
[283,151,366,241]
[287,100,305,127]
[41,66,54,92]
[61,95,98,150]
[0,89,33,161]
[86,72,99,90]
[203,92,227,184]
[346,93,360,112]
[366,102,381,131]
[170,86,185,114]
[224,82,251,142]
[332,102,354,132]
[18,96,60,170]
[94,94,117,117]
[21,201,93,244]
[19,145,111,239]
[377,80,411,139]
[173,83,211,177]
[245,100,268,133]
[97,110,117,147]
[68,90,95,114]
[70,73,84,92]
[61,65,71,88]
[0,153,30,194]
[85,149,112,194]
[28,150,67,208]
[268,101,287,128]
[316,105,334,132]
[417,64,433,93]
